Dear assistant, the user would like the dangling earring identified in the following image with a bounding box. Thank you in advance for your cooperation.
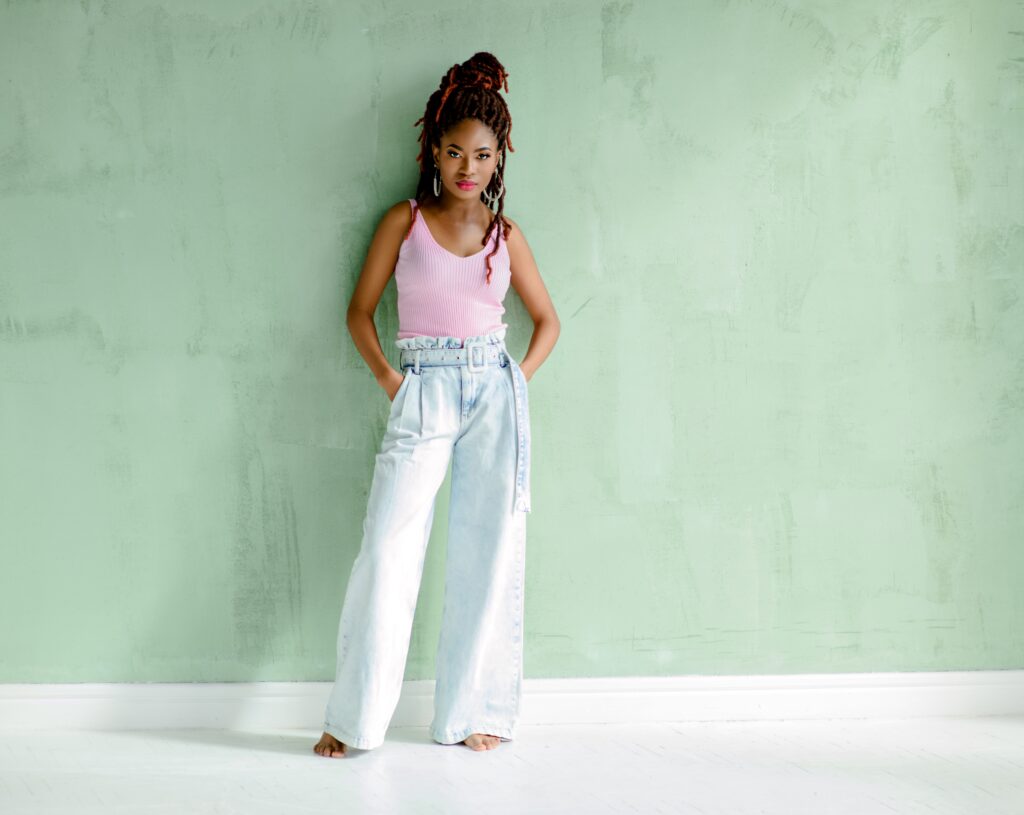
[482,154,505,208]
[433,165,441,197]
[482,173,504,208]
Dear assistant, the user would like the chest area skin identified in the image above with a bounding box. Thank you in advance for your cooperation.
[418,204,500,259]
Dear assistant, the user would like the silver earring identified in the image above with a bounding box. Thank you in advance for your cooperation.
[483,173,504,207]
[433,166,441,197]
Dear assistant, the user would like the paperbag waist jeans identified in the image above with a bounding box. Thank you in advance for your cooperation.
[323,327,531,749]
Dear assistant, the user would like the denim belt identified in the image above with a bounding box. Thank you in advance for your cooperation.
[398,339,531,514]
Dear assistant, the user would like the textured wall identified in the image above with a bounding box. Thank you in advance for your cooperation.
[0,0,1021,682]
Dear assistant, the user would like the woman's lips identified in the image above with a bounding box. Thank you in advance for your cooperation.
[456,181,476,189]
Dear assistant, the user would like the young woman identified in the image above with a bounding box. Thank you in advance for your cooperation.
[314,52,559,757]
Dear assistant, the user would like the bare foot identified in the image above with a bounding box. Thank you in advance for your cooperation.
[463,733,501,751]
[314,731,348,758]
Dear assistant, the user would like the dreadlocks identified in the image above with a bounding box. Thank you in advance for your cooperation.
[410,51,515,284]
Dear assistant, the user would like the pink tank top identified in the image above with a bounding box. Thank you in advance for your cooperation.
[394,198,512,340]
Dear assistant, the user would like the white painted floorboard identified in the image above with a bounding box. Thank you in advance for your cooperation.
[1,717,1022,814]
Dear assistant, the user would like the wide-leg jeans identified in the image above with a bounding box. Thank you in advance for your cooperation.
[323,327,531,749]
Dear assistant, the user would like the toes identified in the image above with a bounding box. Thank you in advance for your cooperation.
[463,733,501,750]
[315,737,347,757]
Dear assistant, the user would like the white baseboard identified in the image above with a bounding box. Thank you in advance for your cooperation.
[1,670,1022,731]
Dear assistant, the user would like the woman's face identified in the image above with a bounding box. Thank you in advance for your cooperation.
[431,118,499,200]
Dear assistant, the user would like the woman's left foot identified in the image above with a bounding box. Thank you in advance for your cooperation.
[463,733,501,750]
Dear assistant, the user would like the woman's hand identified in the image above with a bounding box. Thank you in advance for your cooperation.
[380,369,405,402]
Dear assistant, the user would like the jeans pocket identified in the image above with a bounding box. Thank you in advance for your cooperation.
[509,357,529,397]
[387,370,412,414]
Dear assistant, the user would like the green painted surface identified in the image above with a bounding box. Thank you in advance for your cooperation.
[0,1,1021,682]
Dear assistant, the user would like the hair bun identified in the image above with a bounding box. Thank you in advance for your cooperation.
[454,51,510,94]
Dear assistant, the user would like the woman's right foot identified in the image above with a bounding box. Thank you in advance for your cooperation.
[314,731,348,757]
[463,733,502,750]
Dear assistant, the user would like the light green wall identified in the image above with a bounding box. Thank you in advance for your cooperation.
[1,0,1021,682]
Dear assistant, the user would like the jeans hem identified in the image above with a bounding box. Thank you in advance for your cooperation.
[430,724,515,745]
[323,721,384,750]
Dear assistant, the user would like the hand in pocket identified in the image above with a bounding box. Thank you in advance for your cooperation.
[385,370,407,402]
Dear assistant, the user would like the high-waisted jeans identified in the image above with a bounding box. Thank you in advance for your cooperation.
[323,326,531,749]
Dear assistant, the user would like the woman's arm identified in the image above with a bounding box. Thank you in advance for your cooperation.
[346,202,412,400]
[505,217,560,382]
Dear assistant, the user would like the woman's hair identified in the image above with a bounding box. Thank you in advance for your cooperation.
[409,51,515,284]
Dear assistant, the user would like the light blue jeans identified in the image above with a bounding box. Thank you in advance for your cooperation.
[323,327,531,749]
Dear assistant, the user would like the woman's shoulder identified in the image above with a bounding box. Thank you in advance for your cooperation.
[500,212,523,247]
[366,200,419,254]
[379,198,418,232]
[386,197,418,216]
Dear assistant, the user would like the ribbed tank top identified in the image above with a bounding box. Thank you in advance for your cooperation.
[394,198,512,340]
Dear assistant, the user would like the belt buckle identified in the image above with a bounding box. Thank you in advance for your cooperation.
[465,340,487,373]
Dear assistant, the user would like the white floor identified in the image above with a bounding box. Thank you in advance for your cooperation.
[1,717,1022,814]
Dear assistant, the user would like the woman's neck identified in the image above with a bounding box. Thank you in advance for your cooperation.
[430,196,487,223]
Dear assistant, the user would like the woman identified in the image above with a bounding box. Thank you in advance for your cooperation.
[315,51,559,757]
